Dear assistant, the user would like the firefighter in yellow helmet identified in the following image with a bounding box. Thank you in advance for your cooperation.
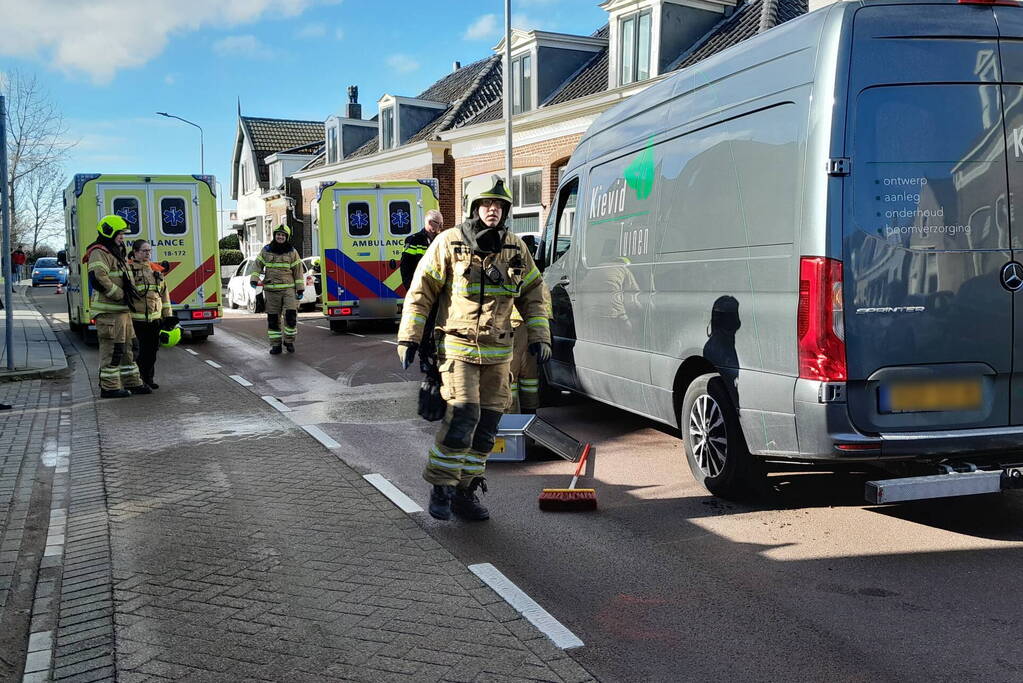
[85,215,149,398]
[250,224,304,354]
[398,176,551,521]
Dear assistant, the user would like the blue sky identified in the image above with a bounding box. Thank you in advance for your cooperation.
[0,0,609,225]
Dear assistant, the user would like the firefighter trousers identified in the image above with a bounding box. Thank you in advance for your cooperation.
[509,323,539,413]
[96,312,142,391]
[424,359,511,487]
[132,320,161,385]
[264,288,298,345]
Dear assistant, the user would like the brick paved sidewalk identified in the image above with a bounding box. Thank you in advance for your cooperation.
[50,341,595,682]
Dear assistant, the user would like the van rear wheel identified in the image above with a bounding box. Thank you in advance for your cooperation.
[680,373,760,500]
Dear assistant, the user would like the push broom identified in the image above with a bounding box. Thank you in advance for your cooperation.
[538,443,597,511]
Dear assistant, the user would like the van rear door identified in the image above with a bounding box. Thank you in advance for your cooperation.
[844,5,1013,433]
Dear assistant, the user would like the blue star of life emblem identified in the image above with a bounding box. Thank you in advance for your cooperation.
[163,207,185,227]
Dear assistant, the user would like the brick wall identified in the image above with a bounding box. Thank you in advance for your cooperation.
[452,133,582,224]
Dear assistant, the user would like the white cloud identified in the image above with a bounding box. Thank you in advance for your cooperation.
[213,35,274,60]
[511,13,554,31]
[0,0,337,84]
[464,14,499,41]
[295,22,326,39]
[334,27,345,41]
[164,74,176,85]
[387,54,420,74]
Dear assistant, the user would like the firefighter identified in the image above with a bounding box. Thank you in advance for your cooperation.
[250,225,304,354]
[127,240,176,389]
[85,215,149,398]
[397,176,551,521]
[400,209,447,375]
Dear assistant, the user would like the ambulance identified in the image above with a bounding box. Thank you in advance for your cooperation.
[62,174,222,342]
[315,179,440,331]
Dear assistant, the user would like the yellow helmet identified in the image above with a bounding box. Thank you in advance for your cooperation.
[273,224,292,239]
[463,175,513,218]
[97,215,128,239]
[159,326,182,347]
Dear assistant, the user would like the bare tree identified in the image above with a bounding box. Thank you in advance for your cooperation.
[22,164,64,254]
[3,69,74,246]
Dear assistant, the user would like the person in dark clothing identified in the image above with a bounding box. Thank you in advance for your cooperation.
[399,210,447,373]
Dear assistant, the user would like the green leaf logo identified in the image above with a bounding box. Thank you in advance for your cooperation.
[624,136,656,201]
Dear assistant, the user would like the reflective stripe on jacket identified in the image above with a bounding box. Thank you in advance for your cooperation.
[128,259,172,321]
[85,245,131,313]
[398,222,551,365]
[251,245,303,292]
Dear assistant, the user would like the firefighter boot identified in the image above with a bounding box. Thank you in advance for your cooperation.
[129,384,153,395]
[451,477,489,521]
[269,345,283,355]
[284,342,295,353]
[428,485,455,521]
[100,389,131,399]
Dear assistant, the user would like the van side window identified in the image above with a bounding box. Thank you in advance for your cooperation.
[347,202,372,237]
[551,178,578,265]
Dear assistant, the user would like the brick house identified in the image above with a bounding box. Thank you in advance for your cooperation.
[230,114,324,257]
[289,0,806,239]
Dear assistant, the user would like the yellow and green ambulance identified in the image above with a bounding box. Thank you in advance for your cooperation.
[63,174,222,342]
[315,179,440,331]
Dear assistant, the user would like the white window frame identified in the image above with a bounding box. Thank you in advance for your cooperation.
[511,52,534,115]
[618,9,653,86]
[380,107,395,150]
[326,121,340,163]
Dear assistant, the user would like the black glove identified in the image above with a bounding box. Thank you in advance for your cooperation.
[161,315,180,331]
[417,375,447,422]
[397,341,419,370]
[529,341,552,365]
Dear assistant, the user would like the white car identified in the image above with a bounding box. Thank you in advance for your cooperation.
[226,257,319,314]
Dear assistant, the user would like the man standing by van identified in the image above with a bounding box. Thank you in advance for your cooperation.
[397,177,551,521]
[400,209,446,373]
[250,225,304,355]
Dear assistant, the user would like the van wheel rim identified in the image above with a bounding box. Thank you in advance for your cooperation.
[689,394,727,478]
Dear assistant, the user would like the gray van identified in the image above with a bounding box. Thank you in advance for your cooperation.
[539,0,1023,499]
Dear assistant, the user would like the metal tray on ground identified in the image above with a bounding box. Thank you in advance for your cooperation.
[488,414,585,463]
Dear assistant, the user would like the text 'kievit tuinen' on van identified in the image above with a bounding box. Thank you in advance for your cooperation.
[535,0,1023,502]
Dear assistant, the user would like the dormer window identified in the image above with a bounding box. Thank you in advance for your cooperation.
[619,10,652,85]
[511,53,533,114]
[380,106,396,150]
[270,162,283,189]
[326,122,340,163]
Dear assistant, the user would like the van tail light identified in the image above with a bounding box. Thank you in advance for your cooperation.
[797,256,846,381]
[190,309,219,320]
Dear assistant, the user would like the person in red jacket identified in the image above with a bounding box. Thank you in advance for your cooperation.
[11,246,26,283]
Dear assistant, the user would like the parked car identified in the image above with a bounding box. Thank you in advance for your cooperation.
[226,257,318,314]
[31,257,68,287]
[538,0,1023,502]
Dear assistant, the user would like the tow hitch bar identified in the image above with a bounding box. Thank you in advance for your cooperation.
[866,464,1023,504]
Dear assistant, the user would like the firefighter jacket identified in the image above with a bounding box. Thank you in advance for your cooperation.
[511,283,552,328]
[251,245,304,293]
[400,229,432,291]
[127,260,172,322]
[85,243,133,313]
[398,221,551,365]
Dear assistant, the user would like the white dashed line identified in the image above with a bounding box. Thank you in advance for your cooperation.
[381,340,399,346]
[468,563,584,649]
[303,425,341,449]
[205,360,222,369]
[260,395,292,412]
[346,332,366,338]
[230,375,253,387]
[315,325,330,330]
[184,349,199,356]
[363,474,424,514]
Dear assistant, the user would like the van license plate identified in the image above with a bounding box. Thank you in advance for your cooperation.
[879,379,982,413]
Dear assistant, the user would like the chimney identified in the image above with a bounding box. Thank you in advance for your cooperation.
[452,61,461,72]
[345,85,362,120]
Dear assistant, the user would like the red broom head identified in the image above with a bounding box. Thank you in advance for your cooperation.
[538,488,597,512]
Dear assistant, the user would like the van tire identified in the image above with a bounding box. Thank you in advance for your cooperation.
[680,373,759,500]
[329,320,348,333]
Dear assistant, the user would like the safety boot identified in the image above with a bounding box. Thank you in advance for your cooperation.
[428,485,455,521]
[129,384,152,395]
[451,478,489,521]
[100,389,131,399]
[269,345,283,355]
[284,342,295,353]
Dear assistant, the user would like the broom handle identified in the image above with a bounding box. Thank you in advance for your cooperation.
[569,444,591,491]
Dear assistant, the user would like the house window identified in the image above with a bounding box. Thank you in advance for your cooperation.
[270,163,283,189]
[512,170,542,208]
[347,201,372,237]
[619,10,652,86]
[112,197,141,236]
[388,201,413,236]
[381,107,395,150]
[240,161,250,194]
[511,53,533,115]
[160,197,188,236]
[327,125,339,163]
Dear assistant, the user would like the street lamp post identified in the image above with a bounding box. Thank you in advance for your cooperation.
[156,111,204,174]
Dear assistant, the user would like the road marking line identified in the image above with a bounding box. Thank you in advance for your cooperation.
[230,375,253,387]
[346,332,366,338]
[205,360,222,369]
[303,425,341,449]
[381,340,399,345]
[184,349,199,356]
[363,474,424,513]
[260,395,292,412]
[468,563,584,650]
[316,325,331,330]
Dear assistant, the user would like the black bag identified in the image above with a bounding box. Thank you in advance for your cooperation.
[417,372,446,422]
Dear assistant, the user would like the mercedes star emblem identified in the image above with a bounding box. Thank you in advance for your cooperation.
[1002,261,1023,292]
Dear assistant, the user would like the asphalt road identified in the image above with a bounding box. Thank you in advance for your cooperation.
[37,288,1023,683]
